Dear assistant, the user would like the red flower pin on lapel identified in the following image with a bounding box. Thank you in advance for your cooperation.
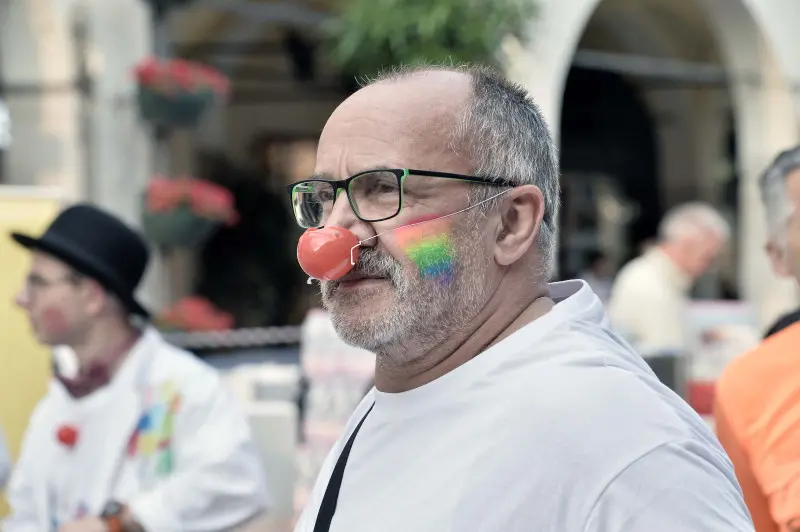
[56,424,79,449]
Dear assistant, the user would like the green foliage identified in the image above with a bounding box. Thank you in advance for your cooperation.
[325,0,538,81]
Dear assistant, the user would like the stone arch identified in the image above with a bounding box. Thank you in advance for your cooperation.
[507,0,800,324]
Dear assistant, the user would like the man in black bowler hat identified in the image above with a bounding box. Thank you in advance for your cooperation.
[3,203,270,532]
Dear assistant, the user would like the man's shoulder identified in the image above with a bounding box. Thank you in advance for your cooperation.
[717,323,800,420]
[609,256,671,305]
[503,350,697,453]
[764,308,800,338]
[719,324,800,389]
[613,255,654,282]
[502,361,733,497]
[585,437,751,530]
[453,357,731,528]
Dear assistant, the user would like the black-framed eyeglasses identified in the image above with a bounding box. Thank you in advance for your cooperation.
[287,168,517,229]
[25,273,80,294]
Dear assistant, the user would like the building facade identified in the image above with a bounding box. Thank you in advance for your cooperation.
[1,0,799,326]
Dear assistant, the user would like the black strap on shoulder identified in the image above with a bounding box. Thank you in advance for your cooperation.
[313,403,375,532]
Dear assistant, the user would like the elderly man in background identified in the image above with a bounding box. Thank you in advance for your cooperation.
[757,148,800,339]
[608,202,729,354]
[290,65,752,531]
[716,146,800,532]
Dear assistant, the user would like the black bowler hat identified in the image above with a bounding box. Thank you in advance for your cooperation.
[10,203,151,318]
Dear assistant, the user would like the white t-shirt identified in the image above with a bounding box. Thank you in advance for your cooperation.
[294,280,753,532]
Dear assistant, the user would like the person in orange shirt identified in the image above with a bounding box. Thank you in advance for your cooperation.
[715,146,800,532]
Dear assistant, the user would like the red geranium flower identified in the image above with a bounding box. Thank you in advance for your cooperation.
[144,175,238,226]
[133,56,229,99]
[157,296,235,332]
[145,175,185,212]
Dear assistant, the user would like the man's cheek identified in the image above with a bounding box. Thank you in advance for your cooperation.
[389,218,457,286]
[40,306,70,337]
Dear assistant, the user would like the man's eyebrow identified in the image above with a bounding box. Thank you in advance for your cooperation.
[307,172,336,180]
[307,166,401,181]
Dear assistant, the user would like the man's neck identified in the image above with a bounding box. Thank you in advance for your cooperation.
[374,274,554,393]
[70,322,140,375]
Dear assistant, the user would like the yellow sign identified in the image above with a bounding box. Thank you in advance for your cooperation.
[0,187,64,515]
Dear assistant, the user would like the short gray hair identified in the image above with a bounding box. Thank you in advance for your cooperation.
[759,146,800,242]
[658,202,729,243]
[366,63,561,278]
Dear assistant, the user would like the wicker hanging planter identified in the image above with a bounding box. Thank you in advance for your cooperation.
[137,88,214,129]
[134,57,229,130]
[141,175,239,249]
[141,202,219,248]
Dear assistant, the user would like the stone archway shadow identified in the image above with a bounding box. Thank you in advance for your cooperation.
[508,0,800,323]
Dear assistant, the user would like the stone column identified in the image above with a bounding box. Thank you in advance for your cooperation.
[82,0,152,223]
[81,0,174,312]
[0,0,84,199]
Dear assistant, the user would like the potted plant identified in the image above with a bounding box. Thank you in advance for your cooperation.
[134,57,230,129]
[141,175,239,249]
[325,0,538,81]
[156,296,235,332]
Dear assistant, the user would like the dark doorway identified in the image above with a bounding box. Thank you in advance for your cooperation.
[558,66,660,276]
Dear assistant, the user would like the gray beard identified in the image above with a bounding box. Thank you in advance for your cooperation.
[320,221,490,365]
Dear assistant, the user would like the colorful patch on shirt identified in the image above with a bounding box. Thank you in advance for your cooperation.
[127,381,181,476]
[392,215,457,285]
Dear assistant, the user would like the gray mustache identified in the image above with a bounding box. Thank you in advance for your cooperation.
[352,248,402,280]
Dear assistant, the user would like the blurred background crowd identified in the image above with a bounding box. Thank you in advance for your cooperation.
[1,0,800,529]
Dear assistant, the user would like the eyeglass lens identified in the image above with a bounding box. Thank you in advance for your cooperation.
[291,171,402,228]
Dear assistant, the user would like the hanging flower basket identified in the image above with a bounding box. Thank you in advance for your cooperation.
[156,296,234,332]
[134,57,229,129]
[141,175,239,249]
[137,88,213,129]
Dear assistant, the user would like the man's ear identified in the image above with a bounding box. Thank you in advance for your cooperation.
[766,240,792,277]
[80,278,109,316]
[493,185,545,267]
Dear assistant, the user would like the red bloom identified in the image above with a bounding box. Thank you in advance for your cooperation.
[145,175,185,212]
[158,296,235,332]
[144,175,238,225]
[133,56,229,99]
[170,60,194,90]
[187,179,236,223]
[56,425,79,448]
[134,57,162,86]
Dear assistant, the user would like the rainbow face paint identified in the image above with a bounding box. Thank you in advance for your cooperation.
[392,215,457,285]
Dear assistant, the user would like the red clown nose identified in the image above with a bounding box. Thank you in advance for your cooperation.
[297,227,361,281]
